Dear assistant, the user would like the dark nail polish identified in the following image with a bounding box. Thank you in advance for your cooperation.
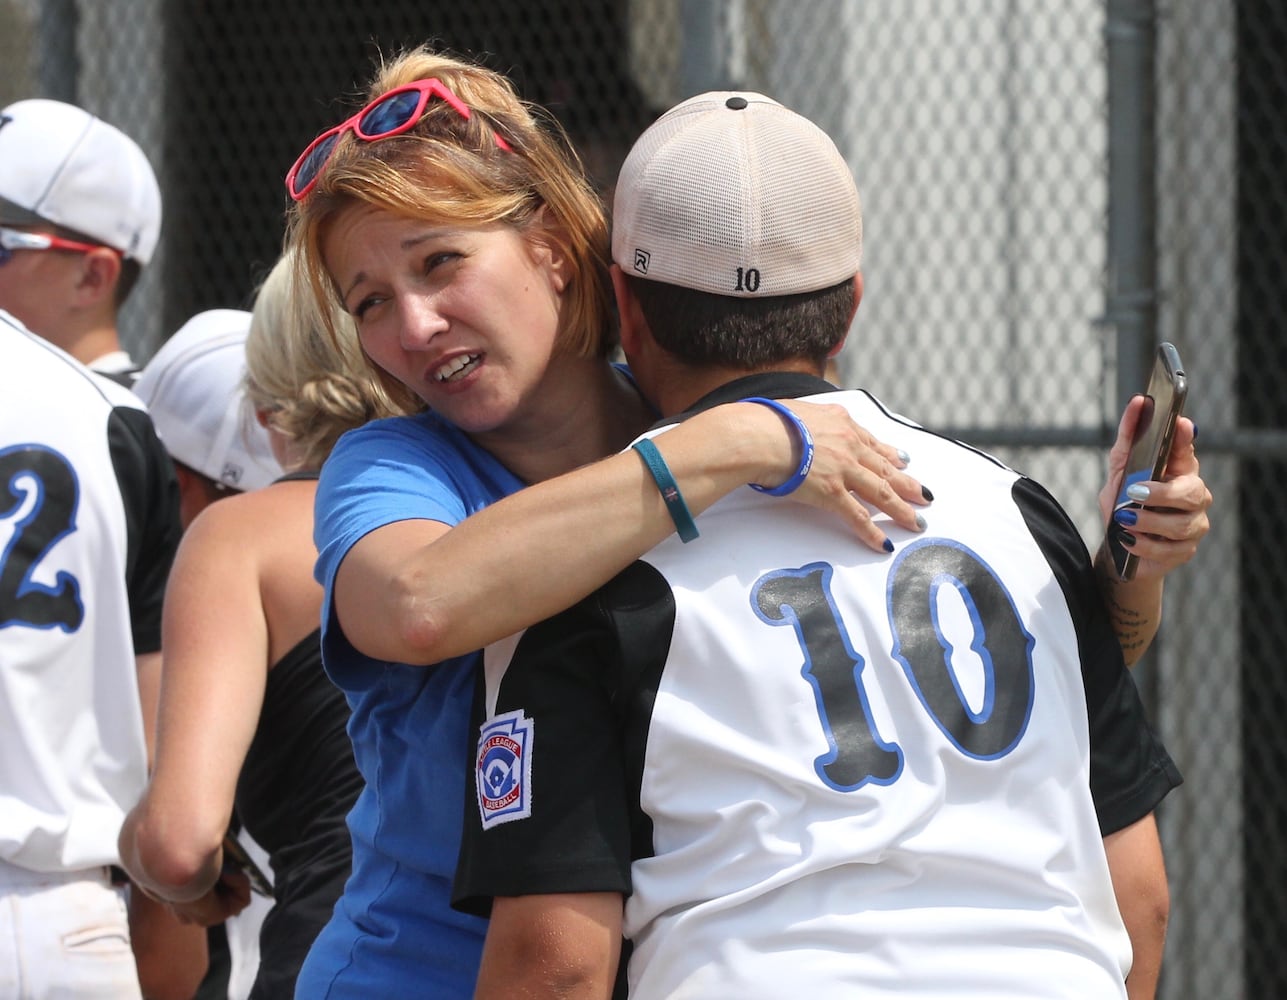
[1114,508,1138,527]
[1192,422,1199,440]
[921,486,934,503]
[883,538,895,553]
[1119,530,1137,547]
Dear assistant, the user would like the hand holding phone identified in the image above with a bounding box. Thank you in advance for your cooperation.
[1106,343,1188,580]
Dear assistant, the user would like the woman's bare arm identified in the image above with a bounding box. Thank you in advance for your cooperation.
[1094,399,1211,665]
[119,495,282,904]
[336,398,932,664]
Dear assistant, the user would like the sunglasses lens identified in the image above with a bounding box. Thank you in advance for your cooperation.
[358,90,422,138]
[292,133,341,196]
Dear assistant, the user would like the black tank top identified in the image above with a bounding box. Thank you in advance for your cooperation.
[233,470,361,999]
[235,627,360,999]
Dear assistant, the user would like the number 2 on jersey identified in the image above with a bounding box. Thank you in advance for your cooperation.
[0,446,84,632]
[752,539,1035,792]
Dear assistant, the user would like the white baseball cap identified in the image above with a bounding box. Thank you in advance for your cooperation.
[0,98,162,264]
[612,91,862,298]
[134,310,282,492]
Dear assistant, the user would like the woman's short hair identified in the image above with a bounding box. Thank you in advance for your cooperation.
[287,46,616,379]
[244,248,406,471]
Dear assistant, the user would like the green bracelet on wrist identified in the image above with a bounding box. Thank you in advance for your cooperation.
[632,437,699,543]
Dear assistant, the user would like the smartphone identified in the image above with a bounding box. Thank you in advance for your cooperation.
[222,833,275,898]
[1107,342,1188,581]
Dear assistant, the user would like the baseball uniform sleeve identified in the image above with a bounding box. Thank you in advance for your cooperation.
[107,405,181,656]
[1013,476,1183,835]
[453,583,638,916]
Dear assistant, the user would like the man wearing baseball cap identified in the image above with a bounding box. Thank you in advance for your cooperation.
[453,92,1181,998]
[0,305,191,1000]
[0,101,210,998]
[135,309,283,529]
[0,98,161,383]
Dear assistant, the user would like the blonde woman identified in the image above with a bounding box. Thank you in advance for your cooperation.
[118,251,401,999]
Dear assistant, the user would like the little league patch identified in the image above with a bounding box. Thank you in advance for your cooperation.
[476,709,534,829]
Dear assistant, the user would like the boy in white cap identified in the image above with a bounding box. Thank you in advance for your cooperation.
[453,93,1193,998]
[0,100,214,997]
[135,309,283,529]
[0,304,184,999]
[0,98,161,383]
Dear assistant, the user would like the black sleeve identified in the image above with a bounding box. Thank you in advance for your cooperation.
[107,405,182,655]
[1013,477,1182,835]
[453,577,640,917]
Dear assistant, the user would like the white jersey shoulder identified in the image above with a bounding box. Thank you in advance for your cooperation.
[624,388,1129,999]
[0,311,148,872]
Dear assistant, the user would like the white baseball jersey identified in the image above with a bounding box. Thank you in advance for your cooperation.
[0,311,180,872]
[455,373,1181,999]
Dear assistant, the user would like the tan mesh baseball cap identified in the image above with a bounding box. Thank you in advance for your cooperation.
[611,91,862,298]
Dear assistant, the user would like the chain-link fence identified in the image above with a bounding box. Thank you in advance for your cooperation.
[2,1,1279,996]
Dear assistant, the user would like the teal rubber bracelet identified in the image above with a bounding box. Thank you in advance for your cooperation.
[632,438,700,543]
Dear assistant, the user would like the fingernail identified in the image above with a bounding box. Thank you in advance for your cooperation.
[897,449,911,466]
[883,538,895,553]
[914,514,927,531]
[1192,422,1199,440]
[1126,483,1150,503]
[1114,508,1138,527]
[921,486,934,503]
[1119,530,1137,547]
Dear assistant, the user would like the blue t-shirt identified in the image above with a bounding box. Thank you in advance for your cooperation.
[296,410,523,999]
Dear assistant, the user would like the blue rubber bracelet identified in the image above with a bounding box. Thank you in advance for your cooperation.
[633,437,700,543]
[745,397,815,497]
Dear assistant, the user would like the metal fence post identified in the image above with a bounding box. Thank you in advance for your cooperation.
[1105,0,1160,703]
[1106,0,1158,404]
[679,0,745,96]
[36,0,79,102]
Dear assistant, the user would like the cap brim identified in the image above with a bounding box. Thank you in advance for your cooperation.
[0,195,51,227]
[0,194,136,257]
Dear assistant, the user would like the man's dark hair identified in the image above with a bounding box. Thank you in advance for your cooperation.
[173,459,236,502]
[115,259,143,306]
[626,275,854,370]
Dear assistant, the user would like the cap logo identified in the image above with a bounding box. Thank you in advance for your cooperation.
[632,248,650,275]
[0,114,12,133]
[734,266,761,293]
[220,462,244,485]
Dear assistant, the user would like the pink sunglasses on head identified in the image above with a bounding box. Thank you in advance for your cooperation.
[286,77,512,201]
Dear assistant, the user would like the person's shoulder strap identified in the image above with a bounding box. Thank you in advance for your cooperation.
[275,469,320,484]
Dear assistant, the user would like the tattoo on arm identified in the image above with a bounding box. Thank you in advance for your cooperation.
[1104,592,1151,659]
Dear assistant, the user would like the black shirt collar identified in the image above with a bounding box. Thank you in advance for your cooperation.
[655,371,839,428]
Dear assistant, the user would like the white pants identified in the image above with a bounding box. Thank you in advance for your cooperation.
[0,861,142,999]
